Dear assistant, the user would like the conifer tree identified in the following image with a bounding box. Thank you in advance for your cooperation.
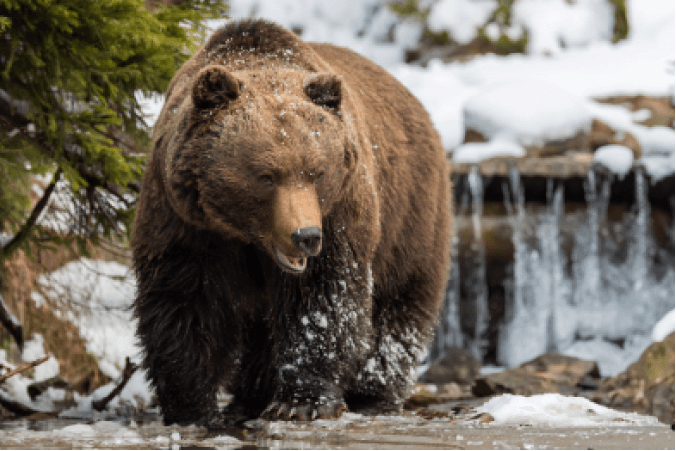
[0,0,227,260]
[0,0,227,347]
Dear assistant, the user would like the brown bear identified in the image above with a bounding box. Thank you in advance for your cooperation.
[132,19,451,427]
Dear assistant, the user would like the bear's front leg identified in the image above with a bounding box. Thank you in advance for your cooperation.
[134,255,241,427]
[261,266,373,421]
[261,368,348,420]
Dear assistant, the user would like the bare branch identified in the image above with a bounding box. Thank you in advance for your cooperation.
[92,357,138,411]
[0,293,23,350]
[1,168,62,259]
[0,355,51,384]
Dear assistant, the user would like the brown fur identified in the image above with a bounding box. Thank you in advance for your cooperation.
[132,19,451,426]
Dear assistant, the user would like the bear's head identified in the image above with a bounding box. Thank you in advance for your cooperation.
[163,65,357,274]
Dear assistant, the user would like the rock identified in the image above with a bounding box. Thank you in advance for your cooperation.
[420,346,481,385]
[472,353,602,397]
[462,80,592,158]
[472,367,560,397]
[594,332,675,425]
[521,353,601,383]
[589,119,642,159]
[462,118,642,163]
[596,95,675,129]
[645,375,675,426]
[405,382,471,409]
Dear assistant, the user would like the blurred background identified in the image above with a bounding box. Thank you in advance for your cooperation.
[0,0,673,425]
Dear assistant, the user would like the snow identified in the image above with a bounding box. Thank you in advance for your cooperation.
[651,309,675,342]
[213,434,242,444]
[641,155,676,183]
[478,393,659,427]
[21,334,60,382]
[512,0,614,55]
[34,258,139,378]
[594,145,634,179]
[588,103,675,181]
[641,155,675,183]
[0,232,12,248]
[391,61,474,149]
[463,80,591,146]
[212,0,406,68]
[627,0,676,43]
[453,135,525,163]
[427,0,497,45]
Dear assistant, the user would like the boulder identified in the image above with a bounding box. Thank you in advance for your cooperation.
[405,382,471,409]
[589,119,642,159]
[521,353,601,382]
[593,332,675,425]
[472,353,602,397]
[420,346,481,385]
[462,80,592,158]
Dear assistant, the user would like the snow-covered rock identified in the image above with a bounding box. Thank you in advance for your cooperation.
[594,144,634,179]
[453,135,525,163]
[463,80,591,147]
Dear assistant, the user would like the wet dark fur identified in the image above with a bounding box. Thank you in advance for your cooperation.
[132,20,451,426]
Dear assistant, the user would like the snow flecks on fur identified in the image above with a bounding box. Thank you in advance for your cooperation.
[360,322,427,403]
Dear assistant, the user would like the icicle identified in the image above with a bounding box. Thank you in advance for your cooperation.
[497,166,537,367]
[428,219,463,363]
[465,166,489,360]
[632,168,649,291]
[539,181,566,354]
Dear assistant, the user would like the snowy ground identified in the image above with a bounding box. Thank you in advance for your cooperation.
[0,394,672,449]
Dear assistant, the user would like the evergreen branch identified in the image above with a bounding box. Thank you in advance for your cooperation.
[1,168,62,259]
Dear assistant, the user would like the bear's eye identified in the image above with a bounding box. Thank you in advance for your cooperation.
[315,171,325,183]
[258,174,275,187]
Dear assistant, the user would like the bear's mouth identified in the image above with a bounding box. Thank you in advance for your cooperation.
[274,247,307,274]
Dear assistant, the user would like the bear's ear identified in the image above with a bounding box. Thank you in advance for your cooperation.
[304,73,341,112]
[192,65,241,110]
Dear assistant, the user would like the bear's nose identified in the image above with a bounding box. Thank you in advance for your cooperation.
[291,226,322,257]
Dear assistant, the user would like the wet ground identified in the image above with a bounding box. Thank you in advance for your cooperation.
[0,403,673,449]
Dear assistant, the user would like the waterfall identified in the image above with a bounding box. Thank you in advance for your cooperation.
[429,166,673,374]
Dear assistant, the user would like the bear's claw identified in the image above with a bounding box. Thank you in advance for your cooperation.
[261,399,347,421]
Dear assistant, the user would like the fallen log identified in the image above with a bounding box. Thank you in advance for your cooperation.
[0,389,42,416]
